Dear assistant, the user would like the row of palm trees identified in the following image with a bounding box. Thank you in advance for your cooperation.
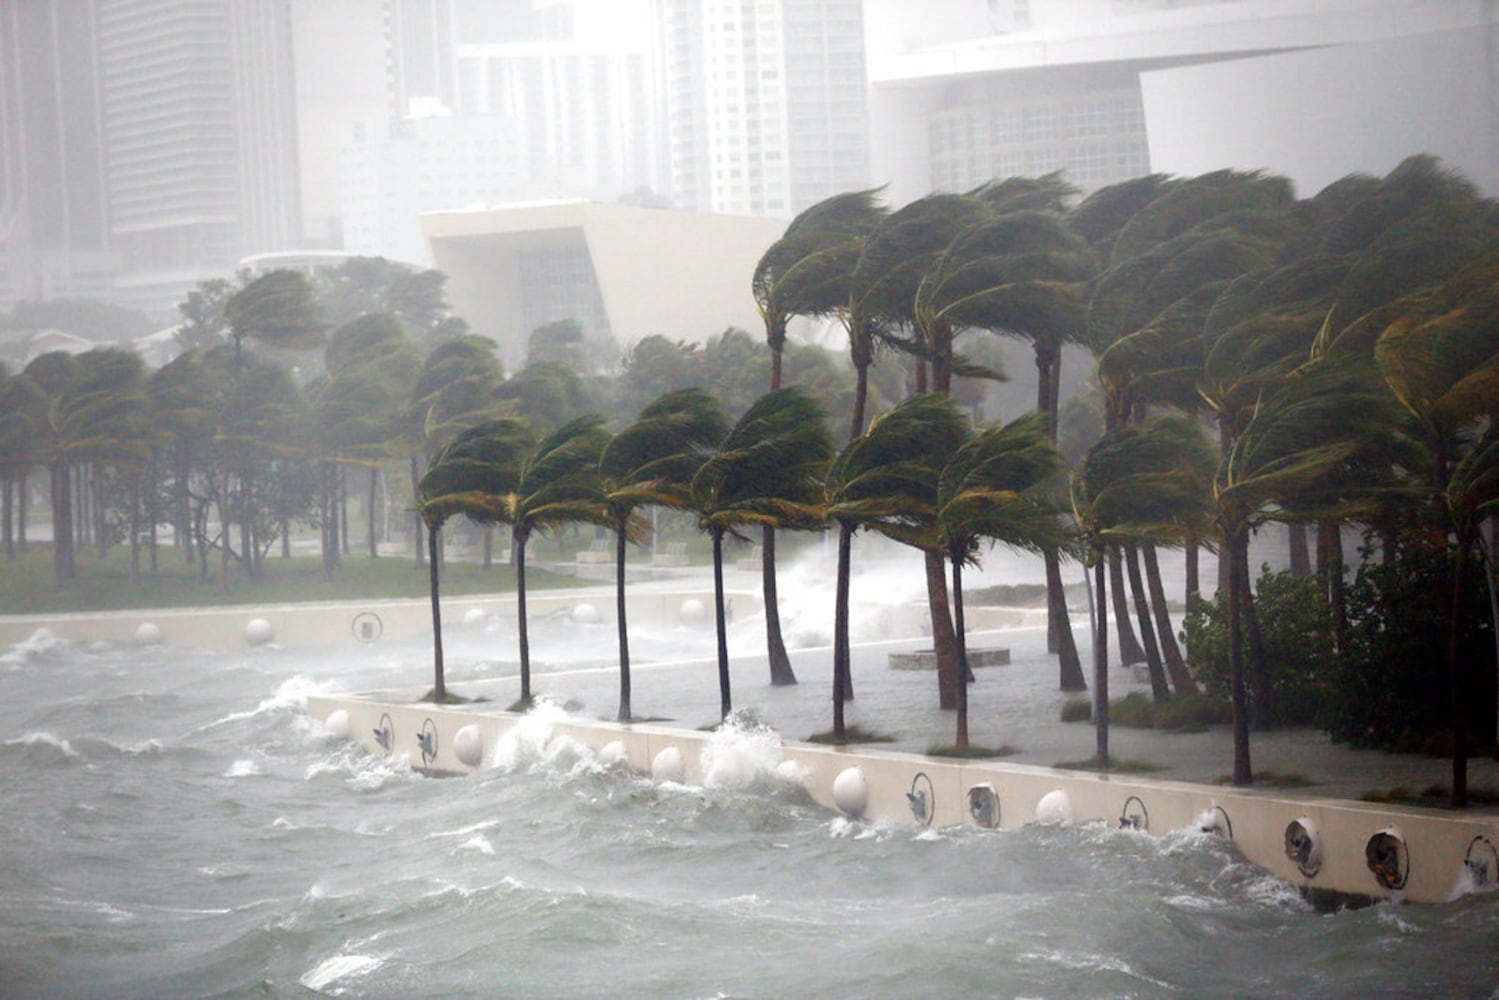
[416,385,1069,753]
[418,153,1497,804]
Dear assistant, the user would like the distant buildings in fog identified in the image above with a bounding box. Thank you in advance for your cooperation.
[1,0,1496,330]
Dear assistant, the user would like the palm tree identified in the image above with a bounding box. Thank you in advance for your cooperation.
[934,415,1070,750]
[1214,367,1398,784]
[1371,257,1499,806]
[408,332,507,567]
[824,394,969,740]
[752,191,887,689]
[503,415,613,709]
[848,193,990,709]
[689,388,833,721]
[417,417,536,703]
[0,368,44,559]
[598,389,729,721]
[914,200,1096,692]
[1072,413,1217,768]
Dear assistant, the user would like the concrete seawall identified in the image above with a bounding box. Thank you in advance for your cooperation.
[306,691,1499,908]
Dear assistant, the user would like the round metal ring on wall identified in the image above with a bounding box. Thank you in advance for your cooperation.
[417,718,439,769]
[373,713,394,754]
[1119,795,1148,832]
[1464,835,1497,889]
[352,612,383,643]
[907,772,935,827]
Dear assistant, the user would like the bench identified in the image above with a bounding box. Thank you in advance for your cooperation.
[652,541,689,567]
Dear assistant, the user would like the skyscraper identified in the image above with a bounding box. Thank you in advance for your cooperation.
[657,0,870,218]
[0,0,116,308]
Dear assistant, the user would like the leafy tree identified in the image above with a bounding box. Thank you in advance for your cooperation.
[0,367,44,558]
[598,389,729,720]
[526,319,588,369]
[690,389,833,720]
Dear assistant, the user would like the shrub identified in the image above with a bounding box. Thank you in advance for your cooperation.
[1183,566,1334,727]
[1324,546,1496,753]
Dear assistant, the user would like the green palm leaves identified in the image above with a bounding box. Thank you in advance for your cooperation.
[691,388,834,720]
[600,389,728,721]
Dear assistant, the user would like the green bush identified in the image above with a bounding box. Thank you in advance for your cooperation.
[1183,566,1334,727]
[1324,547,1496,753]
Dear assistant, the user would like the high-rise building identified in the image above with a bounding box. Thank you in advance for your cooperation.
[657,0,870,218]
[0,0,117,308]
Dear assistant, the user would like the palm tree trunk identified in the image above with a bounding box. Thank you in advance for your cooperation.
[928,549,961,709]
[367,465,379,558]
[832,520,852,741]
[18,470,28,553]
[428,525,446,704]
[3,478,13,559]
[518,530,536,710]
[1125,543,1168,700]
[1049,552,1087,691]
[1110,547,1146,665]
[517,527,533,710]
[1449,537,1470,808]
[52,461,74,586]
[1288,523,1311,576]
[1228,528,1252,786]
[1093,550,1109,767]
[615,520,632,722]
[952,556,970,752]
[762,526,797,686]
[1236,547,1274,729]
[1143,542,1196,695]
[129,473,142,583]
[412,455,426,568]
[849,361,871,441]
[1185,543,1199,602]
[713,529,733,721]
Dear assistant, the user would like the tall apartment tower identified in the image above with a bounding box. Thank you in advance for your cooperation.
[95,0,303,313]
[0,1,116,308]
[658,0,869,218]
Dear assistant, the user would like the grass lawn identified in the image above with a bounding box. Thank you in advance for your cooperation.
[0,542,579,615]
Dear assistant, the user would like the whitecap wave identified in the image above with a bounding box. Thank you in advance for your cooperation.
[225,758,262,777]
[194,675,345,734]
[300,952,384,993]
[1,627,68,666]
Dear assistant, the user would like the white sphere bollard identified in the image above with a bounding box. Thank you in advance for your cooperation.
[651,745,685,783]
[572,602,600,625]
[1035,788,1074,826]
[453,725,484,768]
[134,622,164,646]
[598,740,627,766]
[244,618,275,646]
[832,766,869,818]
[774,759,808,786]
[462,607,489,627]
[679,598,707,627]
[324,709,350,738]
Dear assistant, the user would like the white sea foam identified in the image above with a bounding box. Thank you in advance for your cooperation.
[195,675,344,733]
[224,758,262,777]
[700,712,783,789]
[300,952,384,993]
[457,835,495,856]
[6,731,80,760]
[1,628,67,667]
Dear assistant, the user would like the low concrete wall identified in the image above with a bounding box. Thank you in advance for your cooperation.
[0,589,760,651]
[306,693,1499,908]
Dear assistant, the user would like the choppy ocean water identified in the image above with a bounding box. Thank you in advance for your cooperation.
[2,589,1498,997]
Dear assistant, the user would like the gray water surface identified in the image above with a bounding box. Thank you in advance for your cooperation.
[2,600,1498,997]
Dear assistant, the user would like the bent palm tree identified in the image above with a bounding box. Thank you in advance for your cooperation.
[1072,414,1216,768]
[417,418,536,702]
[690,389,833,721]
[504,416,613,709]
[599,389,729,721]
[934,415,1070,750]
[825,395,968,740]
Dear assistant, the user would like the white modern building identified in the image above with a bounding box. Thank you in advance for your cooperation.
[863,0,1499,206]
[420,200,787,369]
